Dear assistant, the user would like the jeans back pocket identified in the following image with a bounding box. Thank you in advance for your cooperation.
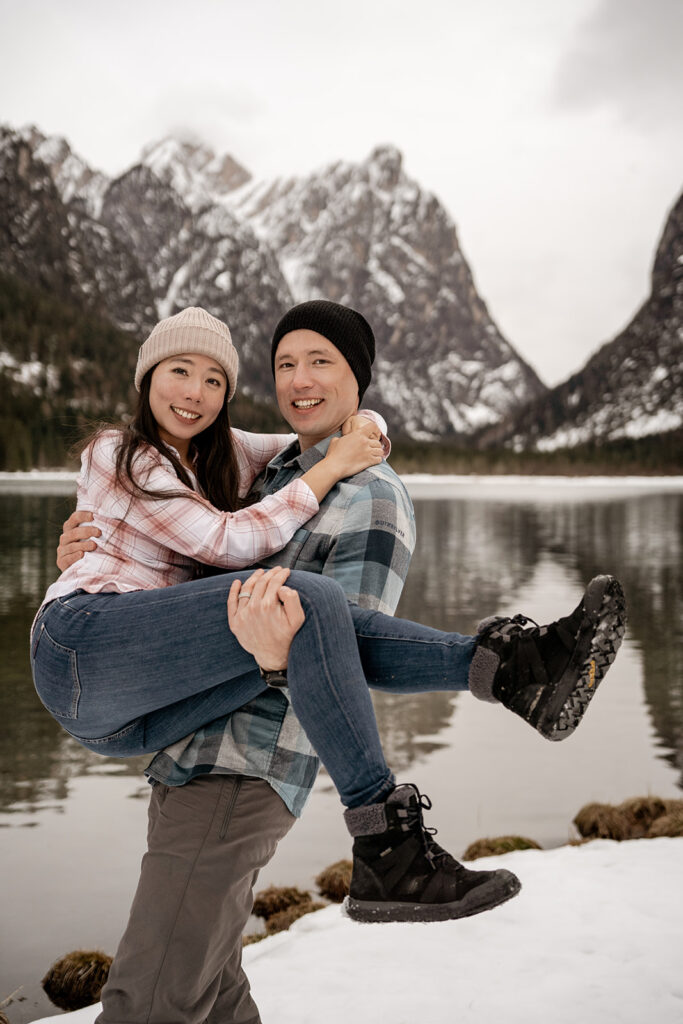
[30,623,82,720]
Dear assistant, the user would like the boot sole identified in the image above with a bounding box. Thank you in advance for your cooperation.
[536,575,627,741]
[343,869,521,923]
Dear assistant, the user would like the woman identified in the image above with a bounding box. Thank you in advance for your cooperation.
[30,306,625,923]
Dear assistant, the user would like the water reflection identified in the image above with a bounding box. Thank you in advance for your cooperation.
[1,487,681,819]
[391,492,683,787]
[0,494,147,815]
[538,495,683,785]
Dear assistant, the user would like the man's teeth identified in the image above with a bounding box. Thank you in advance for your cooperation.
[293,399,322,409]
[172,407,200,420]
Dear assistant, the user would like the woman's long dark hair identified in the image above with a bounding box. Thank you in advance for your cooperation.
[104,367,240,512]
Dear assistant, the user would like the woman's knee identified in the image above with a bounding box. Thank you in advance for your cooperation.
[286,570,347,611]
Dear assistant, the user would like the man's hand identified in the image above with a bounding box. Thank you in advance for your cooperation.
[227,567,305,671]
[56,510,101,571]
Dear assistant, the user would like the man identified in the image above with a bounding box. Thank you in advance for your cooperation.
[59,300,626,1023]
[58,300,417,1024]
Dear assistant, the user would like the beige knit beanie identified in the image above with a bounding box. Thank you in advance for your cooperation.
[135,307,239,400]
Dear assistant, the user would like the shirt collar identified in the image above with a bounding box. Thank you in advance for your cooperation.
[266,432,338,475]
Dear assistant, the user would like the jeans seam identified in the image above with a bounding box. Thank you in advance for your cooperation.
[354,630,470,647]
[296,594,393,801]
[34,624,82,719]
[71,717,140,744]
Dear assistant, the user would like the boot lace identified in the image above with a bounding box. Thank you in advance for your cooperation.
[402,790,450,866]
[478,612,540,639]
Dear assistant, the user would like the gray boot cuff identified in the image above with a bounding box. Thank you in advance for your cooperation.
[344,801,389,837]
[468,645,501,703]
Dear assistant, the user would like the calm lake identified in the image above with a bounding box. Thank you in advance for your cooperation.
[1,475,682,1021]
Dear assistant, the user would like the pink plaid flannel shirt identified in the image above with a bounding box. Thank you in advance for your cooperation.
[41,428,319,606]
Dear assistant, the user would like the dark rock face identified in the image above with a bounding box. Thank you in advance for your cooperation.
[229,145,545,436]
[1,124,546,437]
[0,127,155,334]
[483,191,683,451]
[10,125,680,447]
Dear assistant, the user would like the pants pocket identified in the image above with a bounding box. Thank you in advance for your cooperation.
[30,623,82,720]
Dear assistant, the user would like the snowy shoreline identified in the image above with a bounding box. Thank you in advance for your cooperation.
[2,469,683,497]
[31,838,683,1024]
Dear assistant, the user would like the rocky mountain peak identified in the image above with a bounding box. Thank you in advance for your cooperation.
[652,192,683,297]
[365,144,404,190]
[140,135,251,210]
[484,188,683,451]
[227,145,545,436]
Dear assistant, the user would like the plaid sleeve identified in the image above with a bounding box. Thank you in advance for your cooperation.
[321,474,415,614]
[87,433,319,570]
[231,429,297,497]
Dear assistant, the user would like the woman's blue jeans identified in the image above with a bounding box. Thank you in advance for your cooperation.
[30,571,475,808]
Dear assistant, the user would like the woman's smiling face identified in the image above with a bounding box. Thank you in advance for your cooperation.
[149,354,227,458]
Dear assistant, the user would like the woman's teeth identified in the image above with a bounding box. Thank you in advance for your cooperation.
[172,407,200,420]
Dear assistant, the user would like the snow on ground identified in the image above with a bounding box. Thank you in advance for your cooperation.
[34,839,683,1024]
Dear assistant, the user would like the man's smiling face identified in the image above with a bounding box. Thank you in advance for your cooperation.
[274,329,359,450]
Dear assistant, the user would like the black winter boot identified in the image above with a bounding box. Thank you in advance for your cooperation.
[343,784,521,923]
[469,574,626,741]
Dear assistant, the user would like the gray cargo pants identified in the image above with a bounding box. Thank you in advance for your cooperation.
[96,774,296,1024]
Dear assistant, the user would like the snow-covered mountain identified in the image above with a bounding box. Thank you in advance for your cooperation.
[0,124,545,436]
[140,136,251,211]
[223,145,545,436]
[3,122,680,451]
[481,191,683,451]
[0,127,156,334]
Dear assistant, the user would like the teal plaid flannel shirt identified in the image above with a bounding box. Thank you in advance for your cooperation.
[145,434,415,815]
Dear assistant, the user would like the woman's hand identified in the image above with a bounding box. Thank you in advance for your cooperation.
[299,419,383,502]
[323,421,384,479]
[341,414,381,441]
[227,567,305,671]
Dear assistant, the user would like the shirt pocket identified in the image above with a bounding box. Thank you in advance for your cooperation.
[30,623,82,721]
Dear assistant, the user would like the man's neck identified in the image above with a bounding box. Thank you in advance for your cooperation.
[297,432,333,452]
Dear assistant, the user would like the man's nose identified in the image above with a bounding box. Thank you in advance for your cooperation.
[291,364,313,388]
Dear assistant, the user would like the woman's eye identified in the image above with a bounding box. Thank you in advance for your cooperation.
[172,367,188,376]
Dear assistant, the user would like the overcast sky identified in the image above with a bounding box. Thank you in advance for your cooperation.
[2,0,682,385]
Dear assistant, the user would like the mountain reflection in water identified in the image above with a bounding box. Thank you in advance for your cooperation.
[1,485,681,818]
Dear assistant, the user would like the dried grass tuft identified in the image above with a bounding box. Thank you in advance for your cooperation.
[574,797,683,841]
[252,885,312,920]
[41,950,112,1011]
[315,859,353,902]
[265,901,325,935]
[463,836,542,861]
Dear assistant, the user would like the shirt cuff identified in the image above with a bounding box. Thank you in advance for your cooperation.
[357,410,391,457]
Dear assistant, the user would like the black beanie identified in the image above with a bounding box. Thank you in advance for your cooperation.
[271,300,375,401]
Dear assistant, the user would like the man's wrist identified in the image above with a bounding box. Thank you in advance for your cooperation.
[259,666,288,688]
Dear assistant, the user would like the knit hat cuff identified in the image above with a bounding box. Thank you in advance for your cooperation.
[135,307,238,399]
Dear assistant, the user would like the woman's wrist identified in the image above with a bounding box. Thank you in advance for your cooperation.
[300,460,338,503]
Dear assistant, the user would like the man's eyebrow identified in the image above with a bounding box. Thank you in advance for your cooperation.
[276,348,334,361]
